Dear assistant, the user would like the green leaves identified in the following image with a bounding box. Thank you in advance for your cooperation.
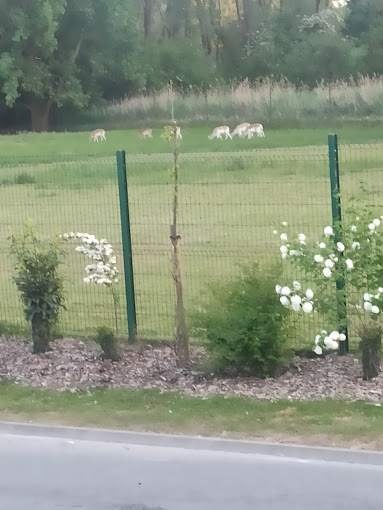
[0,53,21,106]
[0,0,142,129]
[192,263,291,378]
[10,227,66,325]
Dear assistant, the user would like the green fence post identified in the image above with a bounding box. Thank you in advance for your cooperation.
[328,134,348,354]
[116,150,137,344]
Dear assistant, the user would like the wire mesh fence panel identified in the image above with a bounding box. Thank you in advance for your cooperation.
[0,156,127,337]
[339,142,383,349]
[124,154,175,340]
[125,148,332,348]
[3,142,378,350]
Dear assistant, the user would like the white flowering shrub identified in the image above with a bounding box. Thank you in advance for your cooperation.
[61,232,118,285]
[62,232,120,333]
[274,208,383,378]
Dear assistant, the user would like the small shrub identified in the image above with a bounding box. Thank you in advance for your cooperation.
[61,232,120,334]
[192,263,291,378]
[0,178,13,187]
[10,226,65,353]
[96,326,120,362]
[14,173,36,185]
[231,158,246,171]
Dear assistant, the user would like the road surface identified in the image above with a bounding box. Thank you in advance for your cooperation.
[0,427,383,510]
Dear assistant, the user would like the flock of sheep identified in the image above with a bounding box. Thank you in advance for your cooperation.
[88,122,265,142]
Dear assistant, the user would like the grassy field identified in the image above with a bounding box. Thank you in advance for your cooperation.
[0,125,383,162]
[1,382,382,449]
[1,126,383,344]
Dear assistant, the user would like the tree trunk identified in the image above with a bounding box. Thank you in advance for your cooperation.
[216,0,221,65]
[234,0,241,23]
[164,0,181,38]
[171,139,190,368]
[144,0,155,38]
[208,0,216,56]
[360,324,381,380]
[195,0,214,55]
[242,0,251,56]
[31,313,51,354]
[27,97,52,132]
[172,231,190,368]
[217,0,222,25]
[184,0,192,37]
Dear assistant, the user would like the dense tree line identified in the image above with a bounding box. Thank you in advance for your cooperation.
[0,0,382,131]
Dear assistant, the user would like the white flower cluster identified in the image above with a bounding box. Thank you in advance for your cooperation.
[277,223,354,274]
[321,227,354,274]
[368,218,381,234]
[314,330,346,355]
[61,232,118,286]
[363,289,383,315]
[277,222,304,260]
[316,247,338,277]
[275,282,314,313]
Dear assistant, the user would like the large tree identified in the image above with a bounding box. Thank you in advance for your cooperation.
[344,0,383,38]
[344,0,383,76]
[144,0,156,38]
[0,0,142,132]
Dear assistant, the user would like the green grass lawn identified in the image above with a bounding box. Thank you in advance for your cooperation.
[0,382,382,449]
[1,126,383,345]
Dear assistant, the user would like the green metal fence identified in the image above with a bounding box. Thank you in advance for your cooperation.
[1,139,383,347]
[0,156,126,337]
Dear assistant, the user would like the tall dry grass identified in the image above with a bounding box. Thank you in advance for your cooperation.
[61,76,383,130]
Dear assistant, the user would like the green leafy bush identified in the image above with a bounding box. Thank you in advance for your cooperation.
[14,173,35,185]
[96,326,120,362]
[192,263,291,378]
[10,226,65,353]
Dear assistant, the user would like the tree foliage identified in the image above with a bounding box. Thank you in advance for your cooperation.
[0,0,381,131]
[0,0,142,131]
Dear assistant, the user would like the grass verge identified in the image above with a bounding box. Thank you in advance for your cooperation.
[0,382,382,450]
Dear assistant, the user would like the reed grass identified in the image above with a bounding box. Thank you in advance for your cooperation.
[62,76,383,131]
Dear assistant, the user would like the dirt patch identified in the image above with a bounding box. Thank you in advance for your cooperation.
[276,407,297,417]
[333,416,354,424]
[0,335,382,402]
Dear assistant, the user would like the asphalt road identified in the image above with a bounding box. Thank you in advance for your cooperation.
[1,430,383,510]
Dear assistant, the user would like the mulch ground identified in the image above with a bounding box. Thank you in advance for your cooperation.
[0,335,382,402]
